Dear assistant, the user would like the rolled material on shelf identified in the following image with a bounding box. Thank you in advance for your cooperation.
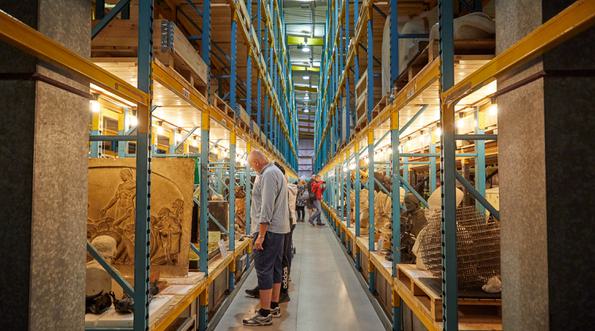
[428,11,495,59]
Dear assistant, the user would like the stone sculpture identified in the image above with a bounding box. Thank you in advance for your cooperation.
[86,235,118,296]
[235,185,246,235]
[88,158,195,277]
[399,193,428,263]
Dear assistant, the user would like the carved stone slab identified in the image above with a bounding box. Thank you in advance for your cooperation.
[88,158,195,277]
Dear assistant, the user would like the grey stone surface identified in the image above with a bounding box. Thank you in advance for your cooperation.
[496,3,549,331]
[0,0,90,329]
[497,1,595,330]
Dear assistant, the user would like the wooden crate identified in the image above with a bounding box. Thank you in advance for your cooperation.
[395,39,495,91]
[238,105,250,127]
[252,121,261,140]
[213,94,236,119]
[154,20,208,89]
[355,69,383,127]
[396,264,502,323]
[92,18,208,93]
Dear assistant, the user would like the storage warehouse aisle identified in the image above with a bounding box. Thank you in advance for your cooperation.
[214,222,385,331]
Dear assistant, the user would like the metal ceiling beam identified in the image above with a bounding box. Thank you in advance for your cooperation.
[287,35,324,46]
[292,65,320,72]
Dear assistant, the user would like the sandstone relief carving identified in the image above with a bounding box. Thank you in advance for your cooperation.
[88,158,195,277]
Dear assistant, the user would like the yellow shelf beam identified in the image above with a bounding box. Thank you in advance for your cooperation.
[443,0,595,105]
[0,10,149,107]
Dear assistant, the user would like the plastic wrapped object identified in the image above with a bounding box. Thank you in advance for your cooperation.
[381,9,438,94]
[427,186,464,210]
[428,12,495,59]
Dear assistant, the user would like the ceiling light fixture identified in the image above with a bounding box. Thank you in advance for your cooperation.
[303,75,309,80]
[90,100,100,113]
[488,104,498,116]
[302,45,310,53]
[456,118,465,129]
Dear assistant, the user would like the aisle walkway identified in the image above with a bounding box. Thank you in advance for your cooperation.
[214,221,385,331]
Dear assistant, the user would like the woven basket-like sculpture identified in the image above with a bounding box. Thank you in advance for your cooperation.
[417,206,500,290]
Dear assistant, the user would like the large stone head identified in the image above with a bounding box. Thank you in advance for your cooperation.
[91,235,118,263]
[404,193,420,212]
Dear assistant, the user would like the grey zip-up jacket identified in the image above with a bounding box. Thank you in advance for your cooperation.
[250,163,290,234]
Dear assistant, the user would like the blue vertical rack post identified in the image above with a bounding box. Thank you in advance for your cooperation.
[118,108,129,157]
[366,7,376,294]
[228,130,237,289]
[353,0,360,126]
[257,0,262,129]
[390,105,402,331]
[199,0,212,327]
[245,0,253,270]
[354,143,361,270]
[229,5,239,291]
[474,108,486,215]
[438,0,458,330]
[429,141,437,192]
[134,1,153,330]
[345,150,352,253]
[199,109,210,331]
[264,23,269,137]
[388,1,402,328]
[245,142,252,255]
[367,129,376,293]
[345,0,351,141]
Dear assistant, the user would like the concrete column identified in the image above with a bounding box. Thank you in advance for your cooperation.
[0,1,90,330]
[496,1,595,330]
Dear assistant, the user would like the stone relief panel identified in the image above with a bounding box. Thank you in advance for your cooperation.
[88,158,195,277]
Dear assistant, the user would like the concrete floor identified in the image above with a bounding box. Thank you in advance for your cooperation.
[213,219,385,331]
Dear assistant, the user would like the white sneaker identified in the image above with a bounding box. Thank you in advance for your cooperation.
[242,312,273,326]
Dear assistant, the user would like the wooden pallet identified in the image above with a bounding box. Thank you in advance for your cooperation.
[396,264,501,323]
[92,18,208,94]
[355,69,384,128]
[395,39,495,91]
[212,95,236,119]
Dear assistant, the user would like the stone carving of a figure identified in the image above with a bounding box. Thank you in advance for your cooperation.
[101,168,136,263]
[101,168,136,231]
[153,203,183,265]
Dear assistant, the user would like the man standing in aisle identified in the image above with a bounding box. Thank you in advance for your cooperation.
[308,175,326,226]
[244,162,296,303]
[242,150,290,326]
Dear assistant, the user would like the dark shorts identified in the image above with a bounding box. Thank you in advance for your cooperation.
[253,232,285,290]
